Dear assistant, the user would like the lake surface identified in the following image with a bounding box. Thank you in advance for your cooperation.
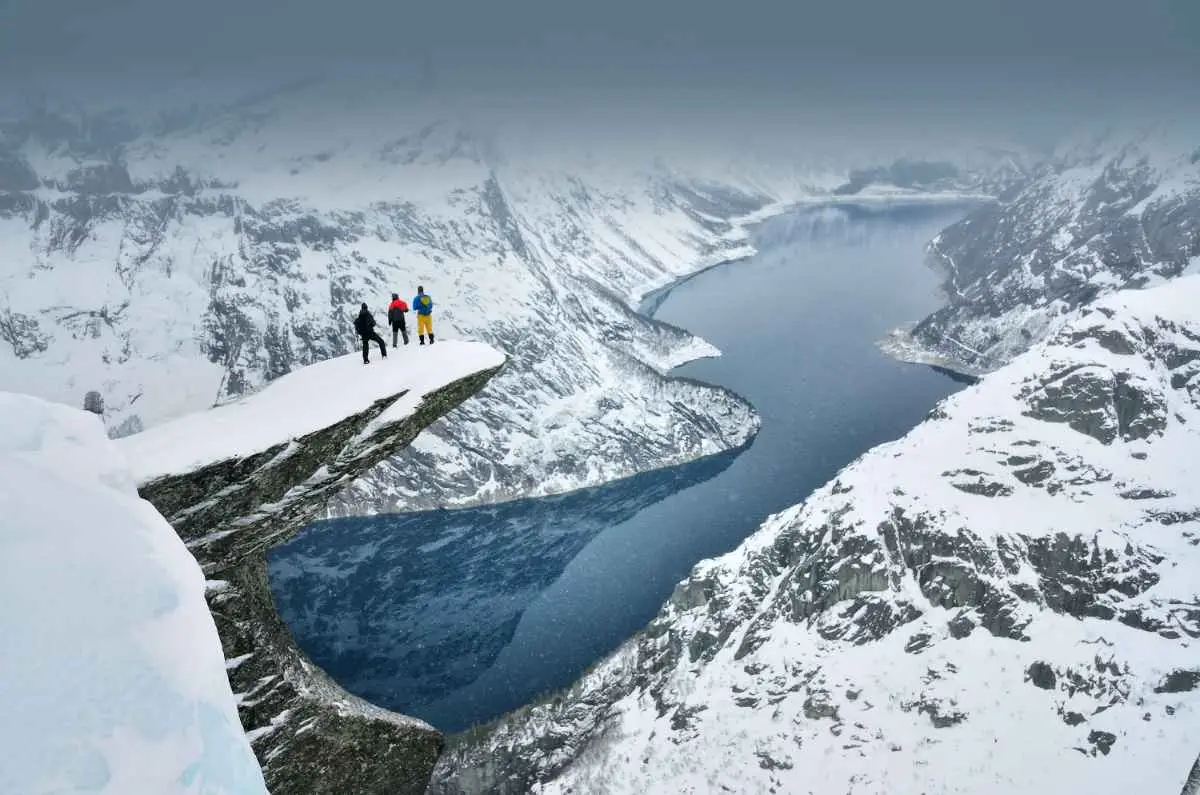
[269,200,975,733]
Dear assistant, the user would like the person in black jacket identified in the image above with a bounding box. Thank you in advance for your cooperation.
[354,303,387,364]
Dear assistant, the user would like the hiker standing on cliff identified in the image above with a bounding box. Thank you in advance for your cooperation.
[354,302,387,364]
[387,293,409,347]
[413,285,434,345]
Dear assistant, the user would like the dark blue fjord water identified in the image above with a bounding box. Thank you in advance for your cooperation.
[268,200,975,733]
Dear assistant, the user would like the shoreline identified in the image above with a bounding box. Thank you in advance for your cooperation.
[429,191,995,788]
[876,322,991,381]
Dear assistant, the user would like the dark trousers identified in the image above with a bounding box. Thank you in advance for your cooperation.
[391,318,408,346]
[360,331,386,362]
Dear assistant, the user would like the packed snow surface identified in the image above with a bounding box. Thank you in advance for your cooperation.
[118,339,504,483]
[0,391,266,795]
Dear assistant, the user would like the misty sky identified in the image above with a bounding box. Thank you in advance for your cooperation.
[0,0,1197,144]
[4,0,1195,79]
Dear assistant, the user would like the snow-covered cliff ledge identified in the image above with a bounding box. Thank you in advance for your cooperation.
[433,280,1200,794]
[115,340,505,795]
[0,392,267,795]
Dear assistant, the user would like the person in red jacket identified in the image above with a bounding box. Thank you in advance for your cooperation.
[387,293,409,346]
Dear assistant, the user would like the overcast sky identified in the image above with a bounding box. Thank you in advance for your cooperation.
[0,0,1196,141]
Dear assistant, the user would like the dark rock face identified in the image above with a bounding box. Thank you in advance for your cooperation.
[1181,752,1200,795]
[136,364,502,794]
[1027,661,1057,690]
[83,390,104,415]
[1156,670,1200,694]
[62,162,138,194]
[905,697,967,728]
[1086,730,1118,756]
[944,468,1014,496]
[1023,366,1168,445]
[0,310,50,358]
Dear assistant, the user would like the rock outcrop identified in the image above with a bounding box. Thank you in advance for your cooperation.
[1181,752,1200,795]
[123,349,504,795]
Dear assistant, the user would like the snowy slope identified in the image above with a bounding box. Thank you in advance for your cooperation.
[891,123,1200,375]
[0,75,1026,513]
[433,277,1200,795]
[0,392,266,795]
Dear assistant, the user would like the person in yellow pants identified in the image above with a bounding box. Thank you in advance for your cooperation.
[413,285,435,345]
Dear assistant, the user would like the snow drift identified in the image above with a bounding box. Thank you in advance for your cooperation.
[0,392,266,795]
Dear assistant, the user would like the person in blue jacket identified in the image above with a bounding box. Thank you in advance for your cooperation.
[413,285,434,345]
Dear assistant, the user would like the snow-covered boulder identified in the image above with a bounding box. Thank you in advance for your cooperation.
[433,278,1200,794]
[0,391,266,795]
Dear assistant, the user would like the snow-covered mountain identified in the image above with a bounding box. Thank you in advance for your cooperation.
[889,123,1200,375]
[0,391,266,795]
[432,275,1200,794]
[0,75,1028,515]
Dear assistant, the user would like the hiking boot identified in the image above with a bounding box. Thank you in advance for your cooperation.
[419,336,426,345]
[429,333,435,344]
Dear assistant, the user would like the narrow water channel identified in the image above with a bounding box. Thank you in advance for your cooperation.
[269,200,975,732]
